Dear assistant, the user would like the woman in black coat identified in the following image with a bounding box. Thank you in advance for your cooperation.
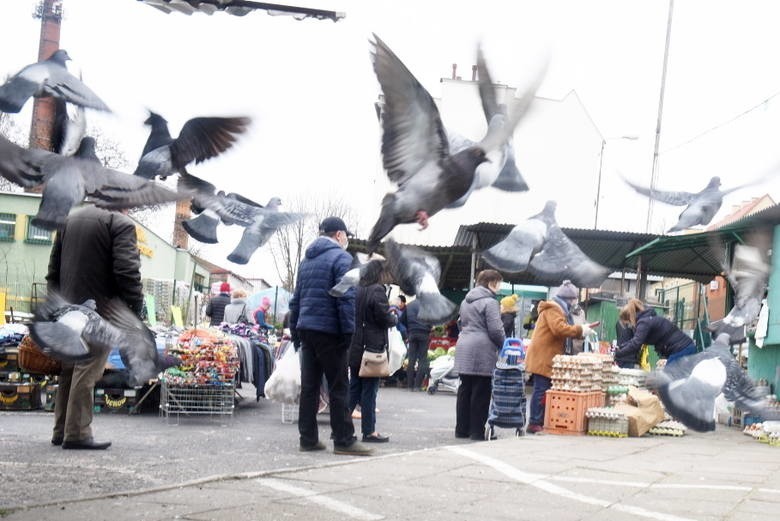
[349,278,397,443]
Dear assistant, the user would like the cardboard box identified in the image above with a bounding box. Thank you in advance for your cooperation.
[614,387,664,437]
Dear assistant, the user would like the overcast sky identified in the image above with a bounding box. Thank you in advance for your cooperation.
[1,0,779,286]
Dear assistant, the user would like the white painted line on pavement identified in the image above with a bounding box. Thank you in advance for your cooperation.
[257,477,383,521]
[550,476,780,494]
[448,446,696,521]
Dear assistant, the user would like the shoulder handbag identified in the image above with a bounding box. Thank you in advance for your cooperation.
[357,288,390,378]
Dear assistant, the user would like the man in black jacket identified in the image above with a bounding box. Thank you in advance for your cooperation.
[46,206,144,450]
[205,282,231,326]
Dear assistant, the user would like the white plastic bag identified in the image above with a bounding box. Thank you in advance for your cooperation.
[388,327,406,375]
[264,344,301,404]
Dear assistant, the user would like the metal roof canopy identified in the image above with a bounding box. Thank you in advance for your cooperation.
[137,0,345,21]
[625,203,780,283]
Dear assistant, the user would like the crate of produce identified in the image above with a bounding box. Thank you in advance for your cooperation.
[543,390,605,435]
[0,381,42,410]
[95,387,138,414]
[0,348,20,373]
[586,407,629,437]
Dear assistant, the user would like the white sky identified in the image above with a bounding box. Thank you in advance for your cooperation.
[1,0,779,286]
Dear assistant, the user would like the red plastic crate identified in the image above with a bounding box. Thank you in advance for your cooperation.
[543,390,605,435]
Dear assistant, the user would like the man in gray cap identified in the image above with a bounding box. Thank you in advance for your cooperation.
[289,217,373,456]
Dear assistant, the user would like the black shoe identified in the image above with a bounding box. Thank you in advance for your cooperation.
[51,436,63,446]
[455,432,470,439]
[362,433,389,443]
[299,441,326,452]
[62,438,111,450]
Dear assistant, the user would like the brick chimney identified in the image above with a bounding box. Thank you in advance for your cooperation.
[172,199,191,249]
[29,0,62,153]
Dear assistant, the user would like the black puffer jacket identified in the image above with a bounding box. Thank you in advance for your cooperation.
[46,206,143,315]
[615,307,694,365]
[349,284,398,367]
[205,292,231,326]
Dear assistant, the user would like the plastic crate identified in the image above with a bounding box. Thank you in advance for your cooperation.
[544,390,605,435]
[281,402,299,424]
[94,387,138,414]
[0,381,42,410]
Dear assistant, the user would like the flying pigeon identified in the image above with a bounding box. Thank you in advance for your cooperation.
[623,176,748,233]
[52,98,86,156]
[481,201,610,287]
[0,49,111,114]
[383,238,456,325]
[447,46,529,208]
[366,35,545,252]
[329,253,387,298]
[134,111,250,180]
[647,333,780,432]
[0,134,186,230]
[708,232,771,342]
[31,292,160,386]
[177,173,306,264]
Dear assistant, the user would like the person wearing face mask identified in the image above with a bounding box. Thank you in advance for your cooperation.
[288,216,373,457]
[453,269,506,441]
[524,280,597,434]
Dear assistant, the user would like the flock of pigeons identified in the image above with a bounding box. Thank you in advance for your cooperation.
[1,37,776,431]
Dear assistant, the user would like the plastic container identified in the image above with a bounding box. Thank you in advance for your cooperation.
[543,390,605,435]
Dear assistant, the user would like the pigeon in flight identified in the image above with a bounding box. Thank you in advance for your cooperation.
[647,333,780,432]
[447,46,529,208]
[0,49,111,114]
[0,134,186,229]
[52,98,86,156]
[623,176,747,233]
[177,173,306,264]
[31,292,160,386]
[134,112,250,180]
[481,201,610,287]
[366,35,545,252]
[708,232,771,342]
[329,253,387,298]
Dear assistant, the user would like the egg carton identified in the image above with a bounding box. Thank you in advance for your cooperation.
[648,420,687,437]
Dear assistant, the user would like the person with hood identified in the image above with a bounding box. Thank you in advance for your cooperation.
[223,288,249,324]
[500,294,519,338]
[614,298,697,368]
[524,281,596,434]
[253,296,273,330]
[401,298,433,391]
[205,282,231,326]
[348,269,397,443]
[288,216,372,456]
[453,269,506,441]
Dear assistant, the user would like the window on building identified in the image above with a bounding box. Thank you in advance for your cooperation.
[25,217,53,245]
[193,274,206,293]
[0,213,15,242]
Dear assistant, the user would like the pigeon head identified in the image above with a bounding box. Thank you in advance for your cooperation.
[75,136,98,160]
[707,177,721,189]
[144,112,168,127]
[48,49,71,66]
[452,147,488,172]
[266,197,282,209]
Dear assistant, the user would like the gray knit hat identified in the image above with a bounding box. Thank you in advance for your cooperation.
[556,280,578,300]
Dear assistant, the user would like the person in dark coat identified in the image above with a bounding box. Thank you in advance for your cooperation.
[46,206,143,450]
[401,298,432,391]
[205,282,231,326]
[453,269,506,441]
[348,275,397,443]
[289,216,372,456]
[614,298,697,368]
[500,294,519,337]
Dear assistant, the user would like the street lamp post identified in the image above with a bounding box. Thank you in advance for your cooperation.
[594,135,638,230]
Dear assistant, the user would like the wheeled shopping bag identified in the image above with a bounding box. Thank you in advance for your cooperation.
[485,338,527,439]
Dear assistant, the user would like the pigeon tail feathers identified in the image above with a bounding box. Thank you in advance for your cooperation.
[368,193,398,253]
[416,291,457,325]
[182,210,220,244]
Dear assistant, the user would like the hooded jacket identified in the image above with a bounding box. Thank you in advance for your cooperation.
[289,236,355,337]
[614,307,694,364]
[524,299,584,378]
[223,297,248,324]
[349,283,398,367]
[453,285,506,376]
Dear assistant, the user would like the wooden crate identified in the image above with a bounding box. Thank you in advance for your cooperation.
[0,381,42,410]
[544,390,605,435]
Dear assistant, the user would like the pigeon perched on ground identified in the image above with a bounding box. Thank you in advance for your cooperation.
[52,98,86,156]
[177,173,306,264]
[0,49,111,113]
[366,35,545,252]
[329,253,387,298]
[0,134,186,229]
[31,292,160,386]
[383,239,456,324]
[446,46,529,208]
[647,333,780,432]
[623,176,748,233]
[134,112,250,180]
[708,232,771,341]
[481,201,609,287]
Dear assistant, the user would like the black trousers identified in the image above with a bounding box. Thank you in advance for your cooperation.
[298,330,356,447]
[456,373,492,439]
[406,333,430,389]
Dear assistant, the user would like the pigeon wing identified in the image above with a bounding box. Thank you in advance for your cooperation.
[528,225,610,287]
[476,45,500,121]
[371,34,449,187]
[0,73,40,113]
[81,161,186,209]
[0,135,48,188]
[623,177,695,206]
[170,116,250,169]
[481,218,547,273]
[100,298,159,386]
[43,66,111,112]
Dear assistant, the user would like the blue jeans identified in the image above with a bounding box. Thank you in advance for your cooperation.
[666,343,697,365]
[529,374,552,427]
[348,362,379,436]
